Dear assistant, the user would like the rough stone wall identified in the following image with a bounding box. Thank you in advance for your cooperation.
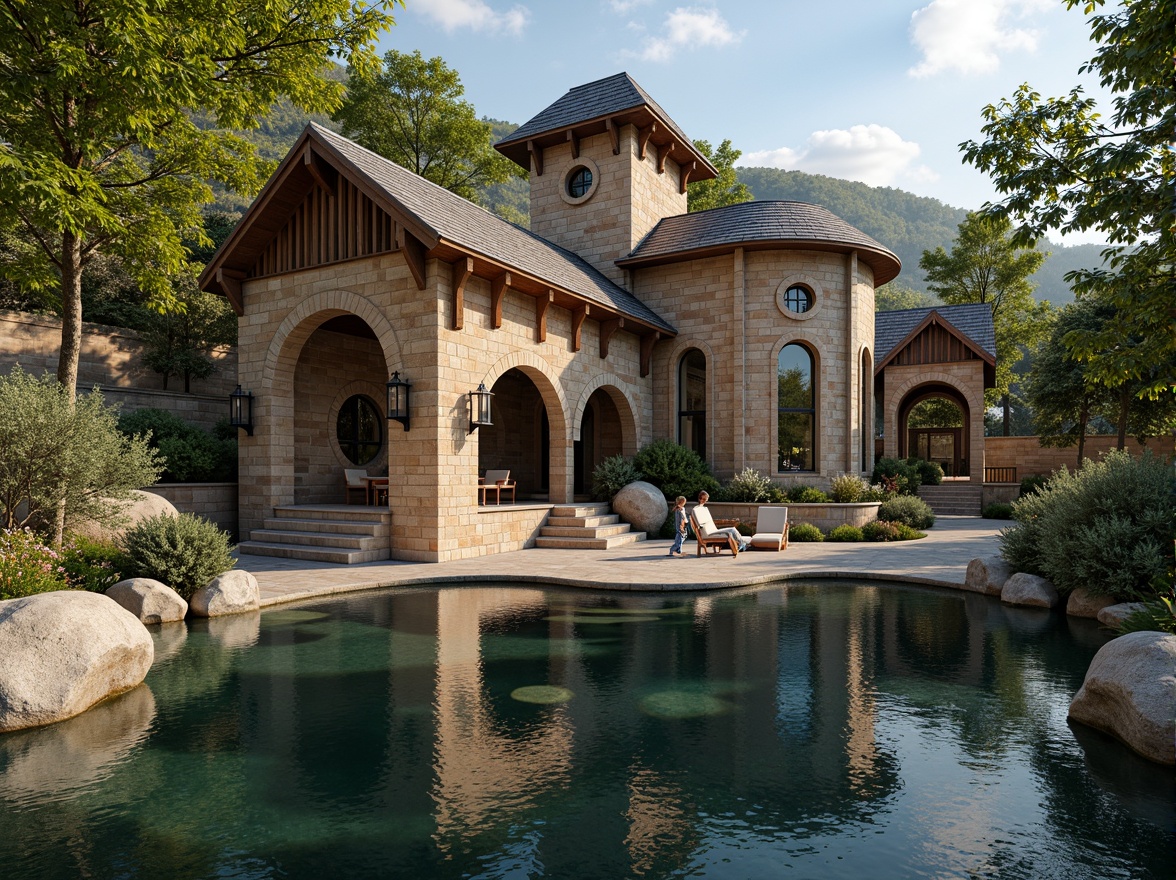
[146,483,238,539]
[0,310,237,432]
[236,250,652,562]
[528,126,685,286]
[637,249,873,485]
[984,434,1171,478]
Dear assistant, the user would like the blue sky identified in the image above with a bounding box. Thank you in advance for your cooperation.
[375,1,1110,239]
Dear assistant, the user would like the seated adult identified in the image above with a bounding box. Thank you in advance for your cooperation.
[697,491,750,552]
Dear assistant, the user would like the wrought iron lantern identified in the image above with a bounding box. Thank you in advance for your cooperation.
[386,371,411,431]
[468,382,494,433]
[229,385,254,436]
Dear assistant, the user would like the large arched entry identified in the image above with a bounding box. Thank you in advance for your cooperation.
[573,387,628,497]
[478,368,552,501]
[897,383,972,478]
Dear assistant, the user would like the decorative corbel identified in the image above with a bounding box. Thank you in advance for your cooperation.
[450,257,473,331]
[571,304,590,352]
[657,140,676,174]
[679,160,697,194]
[599,317,624,358]
[567,130,580,160]
[605,118,620,155]
[536,289,554,343]
[640,331,661,378]
[638,123,657,161]
[491,272,511,329]
[527,140,543,176]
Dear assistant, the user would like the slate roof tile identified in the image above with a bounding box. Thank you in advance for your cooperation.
[874,303,996,367]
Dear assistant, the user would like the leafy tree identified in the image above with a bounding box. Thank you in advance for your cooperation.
[961,0,1175,398]
[0,0,398,402]
[333,50,522,205]
[919,212,1051,431]
[875,281,936,312]
[908,399,963,428]
[688,139,752,212]
[0,368,161,543]
[141,282,238,392]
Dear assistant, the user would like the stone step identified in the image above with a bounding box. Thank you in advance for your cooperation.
[540,523,632,539]
[263,516,385,537]
[928,506,983,516]
[549,503,611,518]
[545,513,620,528]
[534,532,646,550]
[248,528,385,551]
[273,505,391,524]
[236,541,390,564]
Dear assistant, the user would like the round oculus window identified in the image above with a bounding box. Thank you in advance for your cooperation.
[567,166,593,199]
[783,285,813,314]
[336,395,382,466]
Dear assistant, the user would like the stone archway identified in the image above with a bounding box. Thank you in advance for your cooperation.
[896,382,972,478]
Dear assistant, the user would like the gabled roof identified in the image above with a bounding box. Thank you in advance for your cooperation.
[874,303,996,373]
[617,201,902,285]
[494,72,717,180]
[200,123,675,335]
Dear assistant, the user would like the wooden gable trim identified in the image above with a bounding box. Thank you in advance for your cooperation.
[450,257,473,331]
[640,331,660,378]
[599,317,624,358]
[875,310,995,375]
[303,147,335,197]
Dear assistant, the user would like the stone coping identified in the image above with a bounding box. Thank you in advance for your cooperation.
[238,516,1005,609]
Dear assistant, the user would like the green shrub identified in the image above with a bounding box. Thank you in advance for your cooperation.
[893,523,926,540]
[721,468,776,503]
[765,486,788,503]
[60,535,126,592]
[982,502,1014,520]
[877,495,935,529]
[1019,474,1048,497]
[633,440,720,502]
[860,484,890,502]
[862,520,901,542]
[829,473,866,503]
[591,455,643,502]
[1000,450,1175,600]
[871,457,921,495]
[827,525,864,542]
[789,522,824,542]
[122,513,235,600]
[910,458,944,486]
[788,486,830,503]
[119,407,236,482]
[736,521,754,537]
[1115,596,1176,635]
[0,528,69,599]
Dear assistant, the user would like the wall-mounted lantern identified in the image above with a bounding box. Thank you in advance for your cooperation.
[468,382,494,433]
[229,385,254,436]
[386,371,411,431]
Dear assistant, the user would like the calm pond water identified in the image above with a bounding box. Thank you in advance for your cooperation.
[1,581,1173,879]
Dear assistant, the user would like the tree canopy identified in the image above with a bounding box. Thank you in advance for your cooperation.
[688,140,752,213]
[961,0,1175,397]
[332,50,523,205]
[919,212,1051,420]
[0,0,397,400]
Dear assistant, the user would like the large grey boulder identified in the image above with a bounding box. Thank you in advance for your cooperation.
[964,556,1011,596]
[106,578,188,624]
[1068,631,1176,766]
[611,481,669,536]
[189,569,258,617]
[1001,572,1059,608]
[1097,602,1148,629]
[0,591,154,733]
[1066,587,1118,620]
[70,489,178,544]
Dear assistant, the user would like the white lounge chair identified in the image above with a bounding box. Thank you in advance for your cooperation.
[689,505,740,557]
[749,506,789,551]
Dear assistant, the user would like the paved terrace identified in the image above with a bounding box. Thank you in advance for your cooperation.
[238,516,1004,607]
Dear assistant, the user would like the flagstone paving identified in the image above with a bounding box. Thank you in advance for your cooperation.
[237,515,1004,607]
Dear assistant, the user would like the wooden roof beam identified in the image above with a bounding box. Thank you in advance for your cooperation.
[571,304,590,352]
[527,140,543,176]
[640,331,660,378]
[536,289,553,343]
[599,317,624,359]
[397,225,427,290]
[567,130,580,160]
[490,272,511,329]
[450,257,473,331]
[302,148,335,197]
[217,268,245,314]
[605,118,620,155]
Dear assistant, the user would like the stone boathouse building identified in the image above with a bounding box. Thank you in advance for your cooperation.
[200,72,994,563]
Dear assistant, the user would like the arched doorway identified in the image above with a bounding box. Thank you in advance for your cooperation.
[574,387,625,497]
[898,383,970,477]
[479,369,551,500]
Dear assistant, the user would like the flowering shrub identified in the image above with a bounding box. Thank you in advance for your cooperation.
[721,468,776,503]
[0,529,69,600]
[60,535,125,592]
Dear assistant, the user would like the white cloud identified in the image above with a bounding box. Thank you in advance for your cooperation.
[908,0,1048,77]
[608,0,653,12]
[418,0,530,36]
[638,7,742,62]
[740,125,937,188]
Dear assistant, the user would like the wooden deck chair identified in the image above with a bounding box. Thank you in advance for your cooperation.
[689,505,740,557]
[344,468,368,505]
[749,506,789,551]
[482,468,515,501]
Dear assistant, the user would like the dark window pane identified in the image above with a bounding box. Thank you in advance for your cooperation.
[778,412,814,471]
[568,167,593,198]
[784,285,812,313]
[336,395,382,466]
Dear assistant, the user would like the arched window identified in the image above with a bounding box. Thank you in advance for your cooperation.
[678,349,706,458]
[777,343,815,471]
[336,395,382,466]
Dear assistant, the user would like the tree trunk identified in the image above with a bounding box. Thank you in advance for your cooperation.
[1116,385,1129,450]
[56,232,84,405]
[1002,393,1011,436]
[1076,400,1089,468]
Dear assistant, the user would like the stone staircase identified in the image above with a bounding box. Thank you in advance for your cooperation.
[535,502,647,550]
[236,504,392,564]
[917,482,983,516]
